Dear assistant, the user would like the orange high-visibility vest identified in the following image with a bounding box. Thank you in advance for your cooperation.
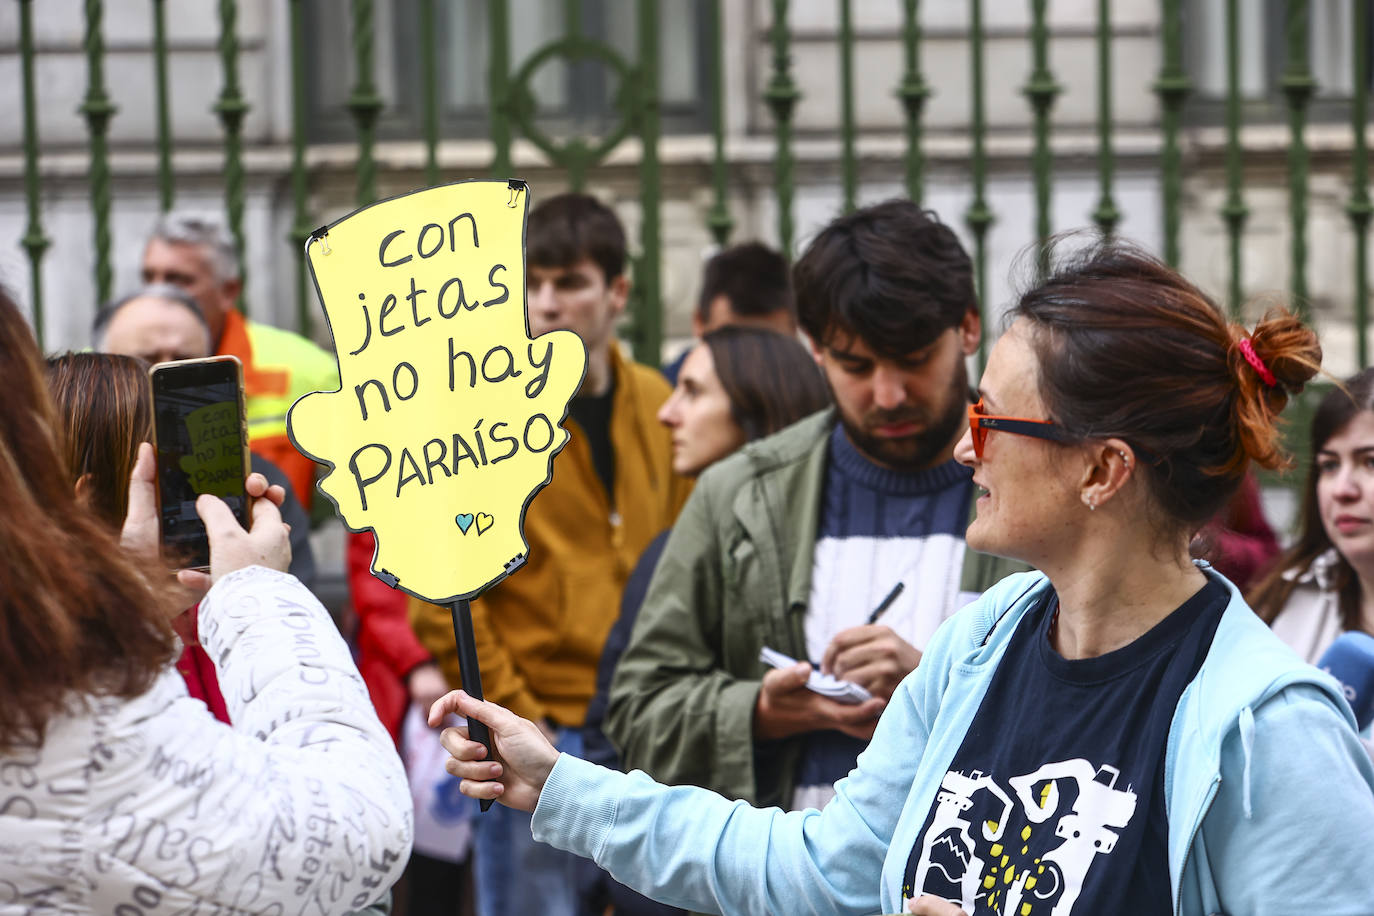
[217,310,338,508]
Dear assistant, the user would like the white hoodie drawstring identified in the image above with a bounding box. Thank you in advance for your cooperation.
[1239,705,1256,819]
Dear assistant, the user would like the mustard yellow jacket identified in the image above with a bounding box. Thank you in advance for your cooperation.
[409,345,691,726]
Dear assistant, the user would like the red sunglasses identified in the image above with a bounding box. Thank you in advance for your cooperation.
[967,398,1076,459]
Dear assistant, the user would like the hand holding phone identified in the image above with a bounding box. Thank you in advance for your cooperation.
[193,486,292,584]
[172,469,292,597]
[123,439,292,612]
[149,357,251,571]
[120,442,164,565]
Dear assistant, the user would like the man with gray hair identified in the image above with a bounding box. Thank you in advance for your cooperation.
[142,212,337,507]
[93,283,317,590]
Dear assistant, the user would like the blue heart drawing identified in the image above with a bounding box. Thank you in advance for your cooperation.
[455,513,475,534]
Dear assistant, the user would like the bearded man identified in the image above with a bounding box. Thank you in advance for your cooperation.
[604,200,1026,813]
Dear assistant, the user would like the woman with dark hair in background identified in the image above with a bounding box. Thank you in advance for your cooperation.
[1250,370,1374,657]
[581,325,829,915]
[44,352,151,530]
[662,324,832,476]
[45,351,234,722]
[436,242,1374,916]
[1,289,410,911]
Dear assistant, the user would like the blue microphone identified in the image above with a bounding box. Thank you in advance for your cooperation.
[1317,631,1374,732]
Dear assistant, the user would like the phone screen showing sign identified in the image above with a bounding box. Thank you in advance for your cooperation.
[152,361,247,569]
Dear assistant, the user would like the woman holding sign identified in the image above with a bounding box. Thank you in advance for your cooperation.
[433,242,1374,915]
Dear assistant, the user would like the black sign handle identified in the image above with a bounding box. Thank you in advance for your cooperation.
[449,598,494,812]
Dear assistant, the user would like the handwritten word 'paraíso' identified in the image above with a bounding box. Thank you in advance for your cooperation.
[348,413,559,510]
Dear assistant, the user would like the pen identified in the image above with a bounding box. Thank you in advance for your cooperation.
[867,581,905,625]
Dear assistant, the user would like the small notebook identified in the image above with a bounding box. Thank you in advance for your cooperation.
[758,646,873,705]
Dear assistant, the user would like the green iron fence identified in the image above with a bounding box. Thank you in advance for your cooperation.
[10,0,1374,373]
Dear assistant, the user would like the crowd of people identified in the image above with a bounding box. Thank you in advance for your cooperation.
[2,191,1373,916]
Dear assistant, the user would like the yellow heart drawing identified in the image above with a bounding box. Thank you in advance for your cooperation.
[476,512,494,535]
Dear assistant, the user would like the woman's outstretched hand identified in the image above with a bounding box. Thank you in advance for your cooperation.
[428,690,559,812]
[428,692,557,813]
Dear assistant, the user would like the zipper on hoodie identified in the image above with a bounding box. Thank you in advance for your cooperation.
[609,510,624,553]
[1172,774,1221,916]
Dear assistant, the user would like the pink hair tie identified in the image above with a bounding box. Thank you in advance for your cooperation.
[1238,338,1278,388]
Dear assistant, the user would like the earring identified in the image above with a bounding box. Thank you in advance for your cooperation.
[1118,449,1130,467]
[1084,497,1096,512]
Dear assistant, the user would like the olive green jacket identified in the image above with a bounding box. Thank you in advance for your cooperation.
[603,409,1027,809]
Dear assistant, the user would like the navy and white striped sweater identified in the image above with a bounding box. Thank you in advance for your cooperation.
[792,425,977,810]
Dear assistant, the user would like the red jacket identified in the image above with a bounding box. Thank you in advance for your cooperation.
[348,530,433,742]
[1200,472,1281,591]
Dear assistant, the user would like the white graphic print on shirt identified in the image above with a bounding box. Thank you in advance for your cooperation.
[910,758,1138,916]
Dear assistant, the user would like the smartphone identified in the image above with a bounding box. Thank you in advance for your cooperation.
[149,356,250,571]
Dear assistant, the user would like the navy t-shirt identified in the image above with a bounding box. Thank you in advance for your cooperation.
[902,574,1228,915]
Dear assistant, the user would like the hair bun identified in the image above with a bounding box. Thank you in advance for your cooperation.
[1229,308,1322,470]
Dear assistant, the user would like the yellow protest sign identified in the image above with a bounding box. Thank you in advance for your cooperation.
[289,180,587,603]
[179,401,245,498]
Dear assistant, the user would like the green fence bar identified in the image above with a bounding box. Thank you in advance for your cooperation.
[288,0,312,335]
[636,0,662,365]
[151,0,174,212]
[1091,0,1120,236]
[488,0,513,177]
[838,0,857,213]
[764,0,800,256]
[348,0,384,206]
[1282,0,1315,312]
[706,0,733,245]
[563,0,586,192]
[215,0,249,311]
[1348,0,1371,368]
[80,0,117,305]
[897,0,929,205]
[1154,0,1190,267]
[503,8,636,192]
[420,0,440,187]
[19,0,50,344]
[1221,0,1248,317]
[1024,0,1061,275]
[964,0,992,350]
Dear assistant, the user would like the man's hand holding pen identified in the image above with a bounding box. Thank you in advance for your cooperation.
[820,625,922,702]
[820,580,922,702]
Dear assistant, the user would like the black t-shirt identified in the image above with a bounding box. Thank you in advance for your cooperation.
[567,381,616,504]
[903,574,1228,915]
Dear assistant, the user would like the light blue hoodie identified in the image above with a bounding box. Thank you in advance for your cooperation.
[533,570,1374,915]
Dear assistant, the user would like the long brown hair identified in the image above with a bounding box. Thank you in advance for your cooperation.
[0,290,175,754]
[1011,239,1321,534]
[1248,370,1374,628]
[45,352,153,530]
[703,326,831,441]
